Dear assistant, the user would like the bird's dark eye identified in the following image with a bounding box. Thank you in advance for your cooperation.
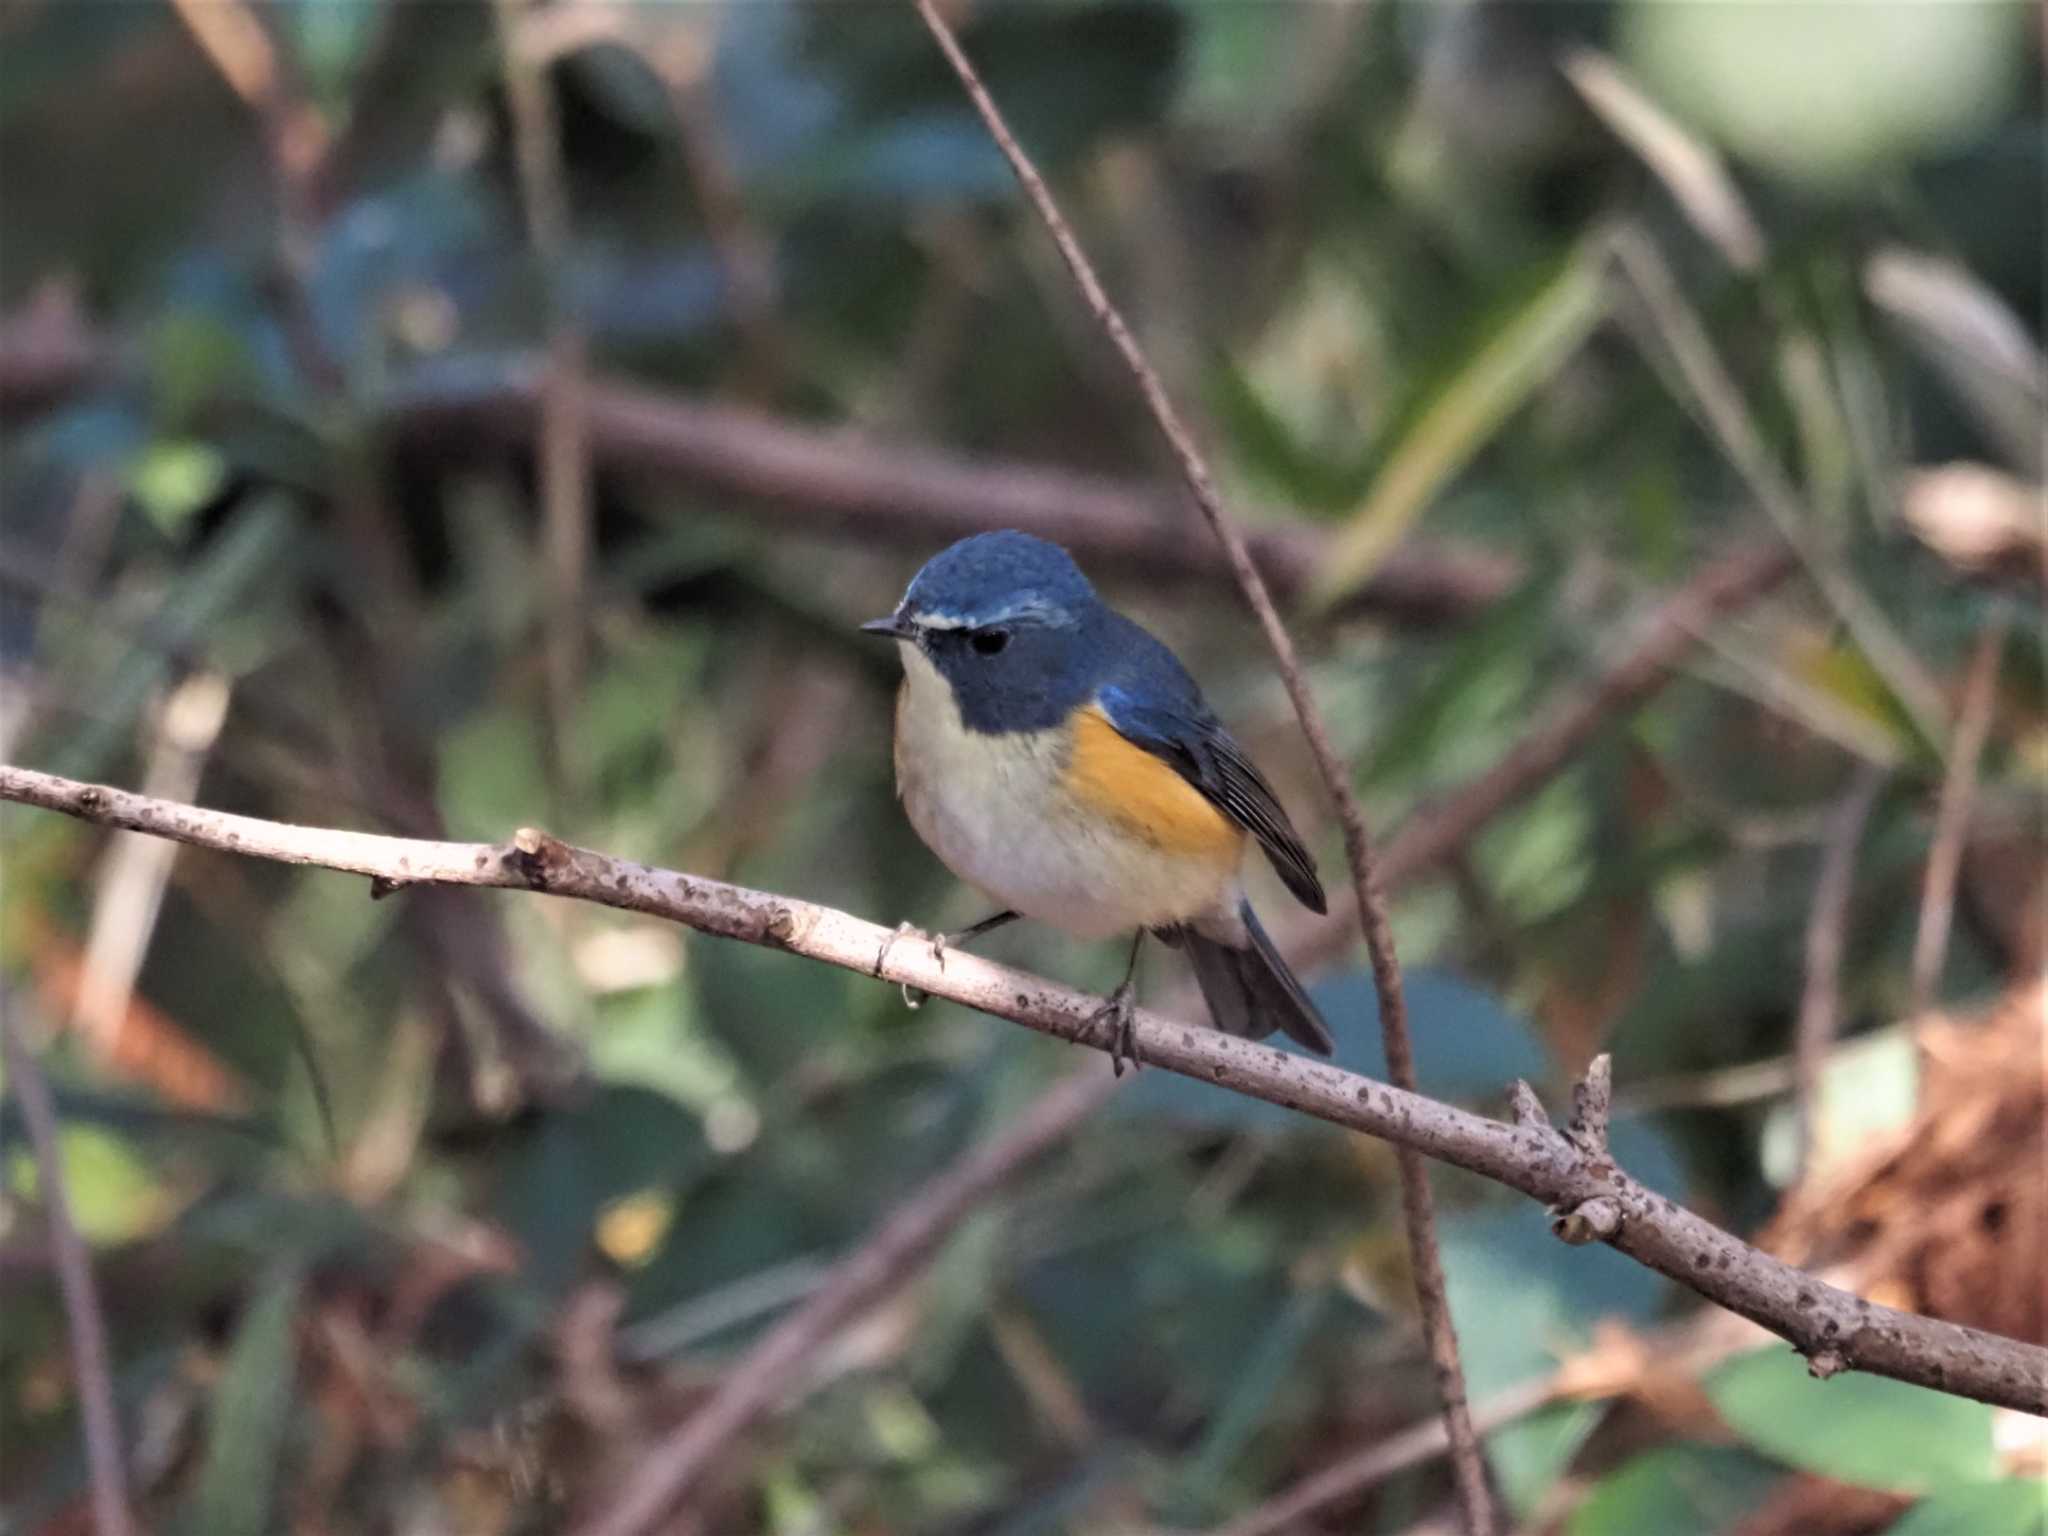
[971,627,1010,656]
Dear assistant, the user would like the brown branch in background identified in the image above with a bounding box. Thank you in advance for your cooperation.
[1793,765,1887,1180]
[903,8,1495,1531]
[0,329,1516,629]
[493,0,594,803]
[6,764,2044,1421]
[1210,1374,1563,1536]
[1912,617,2010,1016]
[1,1005,139,1536]
[572,1068,1115,1536]
[396,370,1515,623]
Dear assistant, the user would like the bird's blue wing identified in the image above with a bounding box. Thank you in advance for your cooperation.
[1097,683,1327,914]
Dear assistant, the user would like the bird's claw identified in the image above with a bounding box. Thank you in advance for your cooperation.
[1092,983,1141,1077]
[875,921,933,1008]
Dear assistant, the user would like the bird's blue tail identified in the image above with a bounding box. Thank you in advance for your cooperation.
[1176,901,1334,1055]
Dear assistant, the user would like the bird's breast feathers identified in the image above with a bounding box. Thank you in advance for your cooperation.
[893,648,1242,938]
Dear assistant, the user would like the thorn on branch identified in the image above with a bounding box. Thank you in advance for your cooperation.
[1549,1195,1624,1245]
[1567,1053,1613,1158]
[1509,1079,1551,1130]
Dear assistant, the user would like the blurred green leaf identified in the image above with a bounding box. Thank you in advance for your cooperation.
[1311,245,1606,607]
[148,313,260,432]
[128,439,229,536]
[1885,1481,2048,1536]
[1561,47,1764,272]
[1792,639,1927,766]
[1759,1028,1918,1188]
[1362,571,1555,790]
[1567,1444,1782,1536]
[1441,1205,1666,1510]
[1167,1286,1330,1520]
[1496,1400,1604,1517]
[1209,357,1360,509]
[184,1268,301,1536]
[500,1084,712,1299]
[1707,1347,1999,1494]
[1621,0,2029,188]
[1866,246,2046,478]
[4,1122,171,1245]
[48,496,299,781]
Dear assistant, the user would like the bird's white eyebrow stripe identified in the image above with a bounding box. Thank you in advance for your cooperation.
[908,598,1074,630]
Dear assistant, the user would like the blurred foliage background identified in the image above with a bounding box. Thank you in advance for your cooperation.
[1,2,2043,1533]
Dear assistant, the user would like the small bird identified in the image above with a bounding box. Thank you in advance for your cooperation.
[863,530,1333,1071]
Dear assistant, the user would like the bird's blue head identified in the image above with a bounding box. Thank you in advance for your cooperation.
[863,531,1108,734]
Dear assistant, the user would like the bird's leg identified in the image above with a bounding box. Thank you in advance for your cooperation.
[1093,930,1148,1077]
[894,910,1019,1008]
[931,909,1020,969]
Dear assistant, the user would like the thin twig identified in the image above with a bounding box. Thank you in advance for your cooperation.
[1209,1374,1562,1536]
[5,767,2046,1418]
[645,13,788,399]
[6,767,2043,1419]
[1,1006,139,1536]
[1793,765,1887,1179]
[904,6,1495,1528]
[1912,618,2010,1016]
[165,0,329,255]
[493,0,594,804]
[572,1067,1113,1536]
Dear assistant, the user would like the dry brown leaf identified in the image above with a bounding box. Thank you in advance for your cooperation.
[1763,979,2046,1347]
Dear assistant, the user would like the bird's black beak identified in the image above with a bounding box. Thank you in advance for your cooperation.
[861,614,914,640]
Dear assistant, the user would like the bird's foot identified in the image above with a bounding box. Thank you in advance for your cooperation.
[875,921,931,1008]
[1091,982,1142,1077]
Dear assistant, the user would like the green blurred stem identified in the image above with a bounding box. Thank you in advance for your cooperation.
[1911,617,2010,1016]
[1,1005,139,1536]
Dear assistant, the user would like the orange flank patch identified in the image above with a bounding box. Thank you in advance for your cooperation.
[1066,705,1243,863]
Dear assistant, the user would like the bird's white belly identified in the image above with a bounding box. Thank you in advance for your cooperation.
[892,648,1238,940]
